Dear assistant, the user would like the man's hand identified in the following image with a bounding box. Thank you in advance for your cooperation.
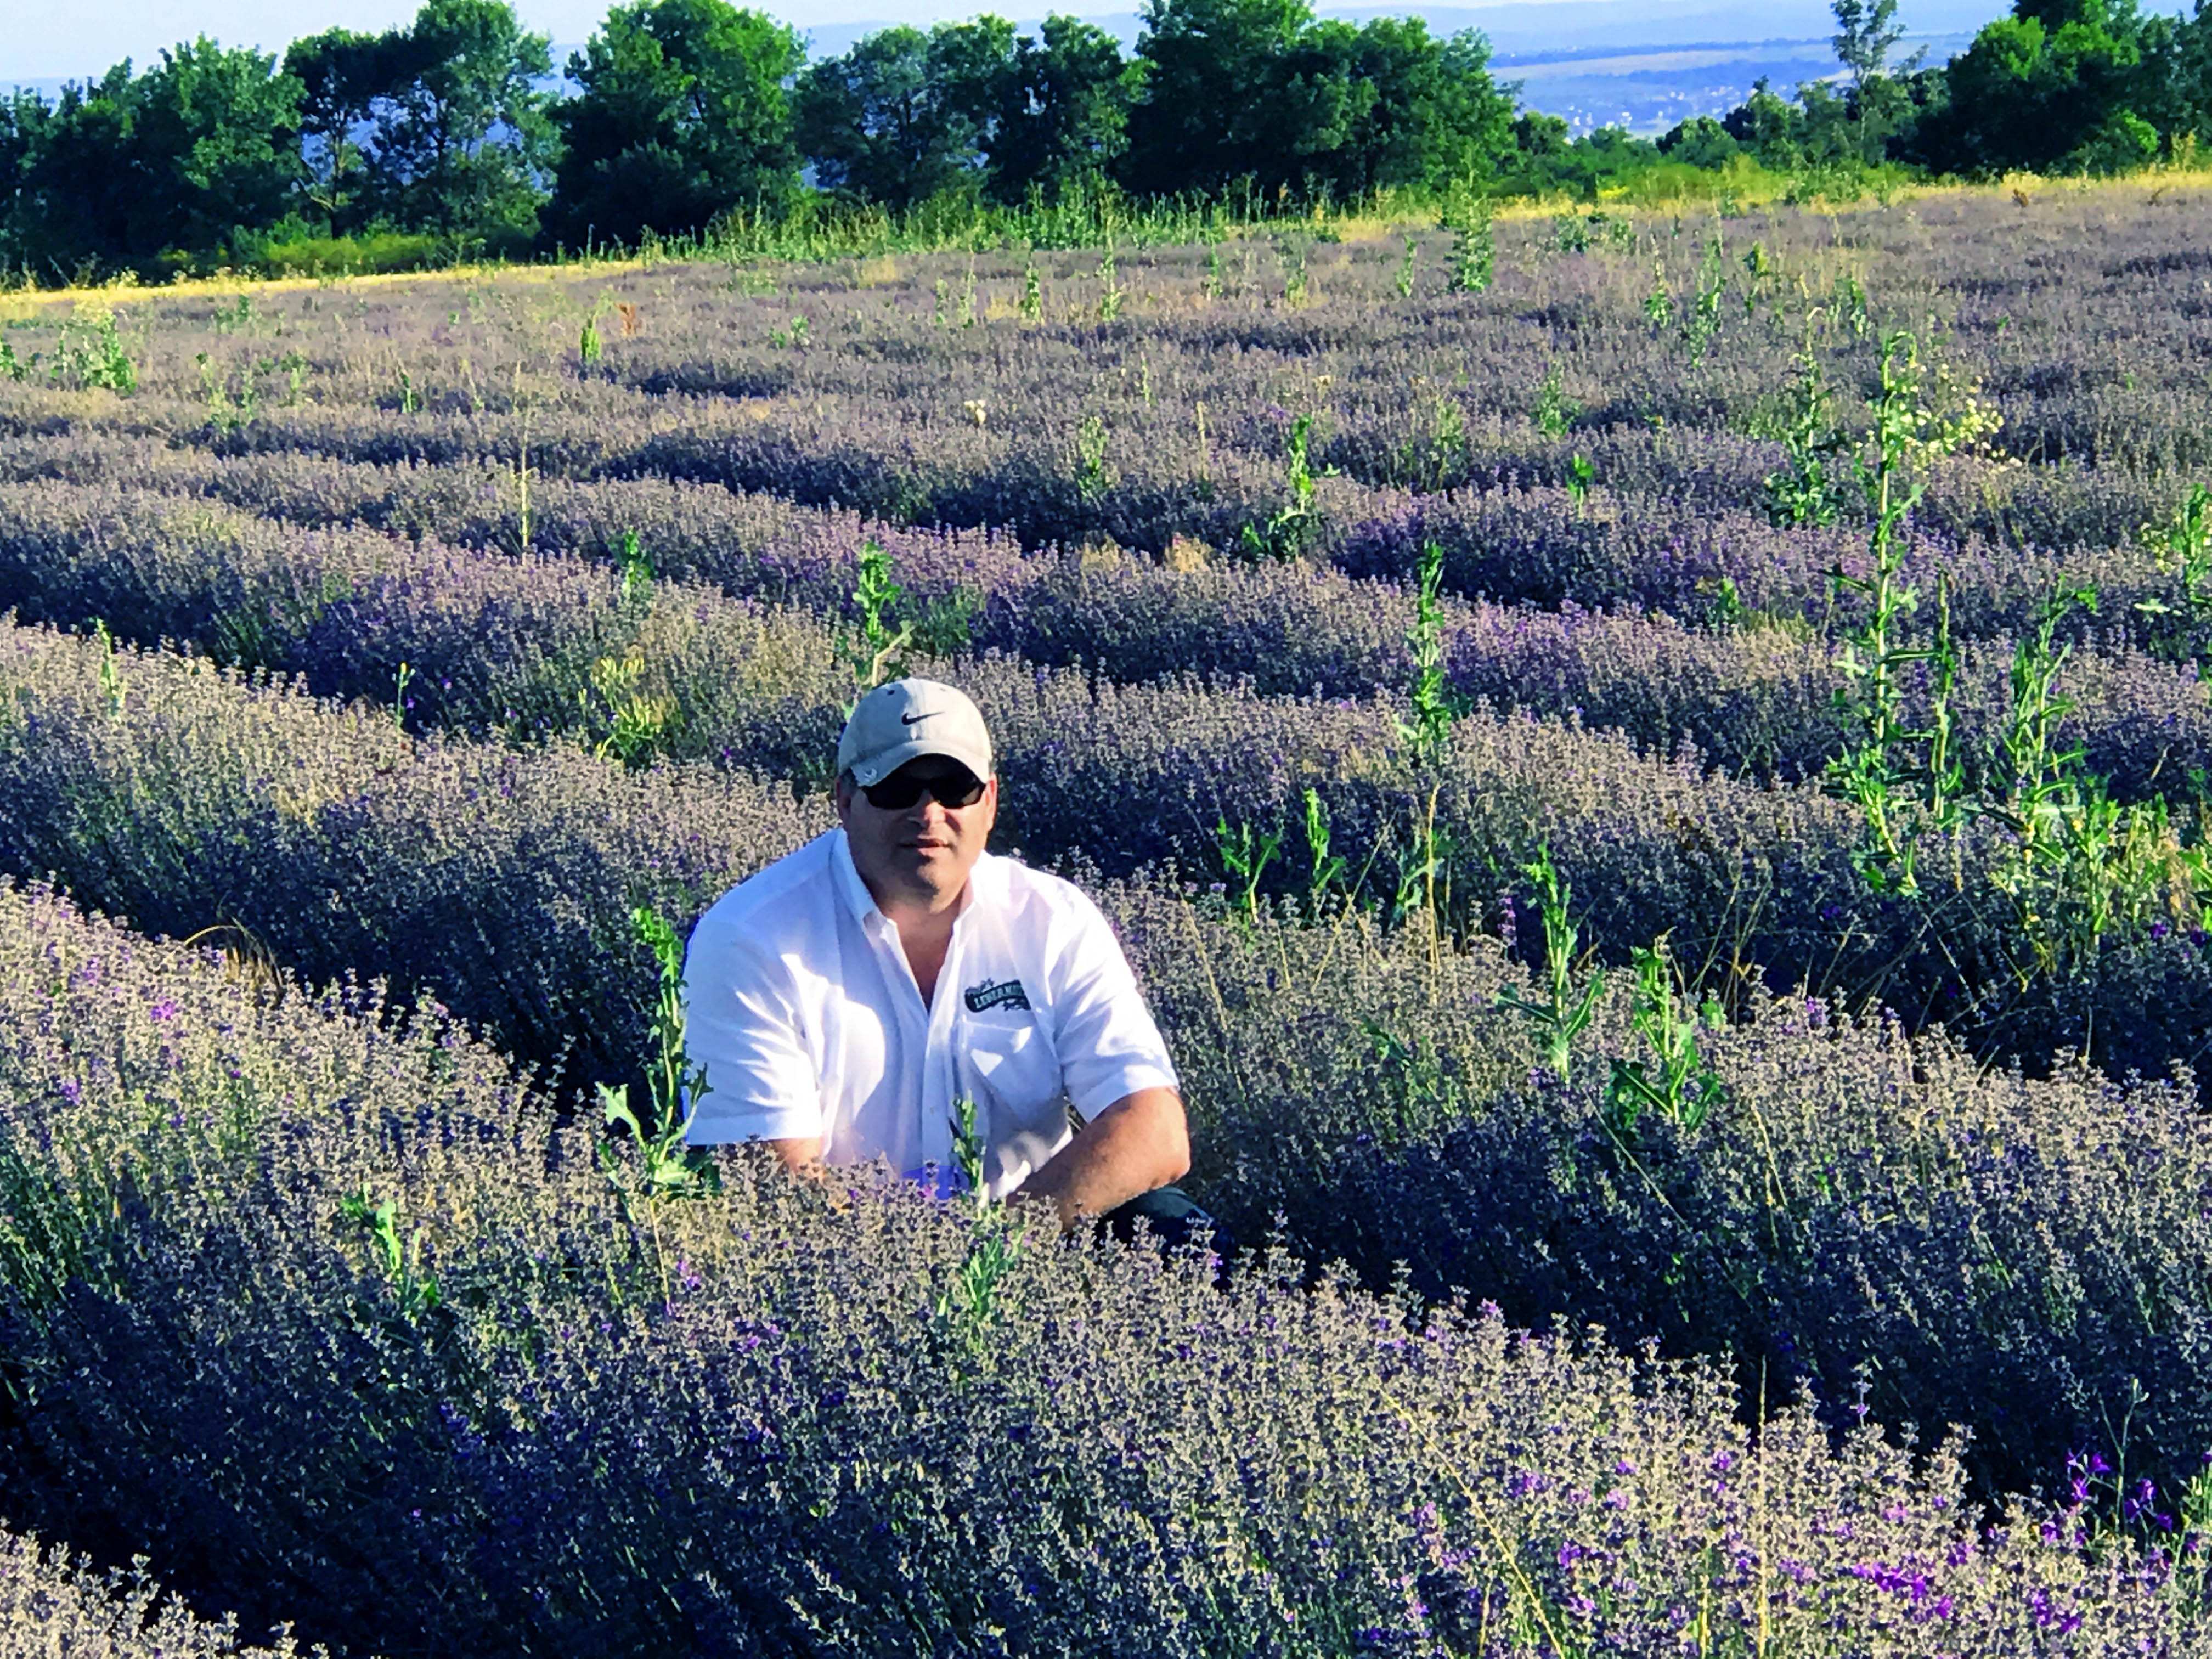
[763,1136,849,1209]
[765,1136,827,1177]
[1008,1087,1190,1235]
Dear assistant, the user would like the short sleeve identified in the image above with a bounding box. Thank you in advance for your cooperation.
[1045,890,1180,1119]
[681,921,824,1147]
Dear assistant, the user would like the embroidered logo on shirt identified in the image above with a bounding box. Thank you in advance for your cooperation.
[963,977,1031,1013]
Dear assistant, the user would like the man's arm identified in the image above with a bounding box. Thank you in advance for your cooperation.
[1008,1086,1190,1234]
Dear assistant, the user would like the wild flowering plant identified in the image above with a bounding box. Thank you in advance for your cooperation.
[1824,330,1994,894]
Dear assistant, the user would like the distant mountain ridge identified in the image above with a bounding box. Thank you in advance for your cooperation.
[788,0,2005,59]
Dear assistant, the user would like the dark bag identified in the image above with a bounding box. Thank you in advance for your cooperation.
[1096,1184,1233,1265]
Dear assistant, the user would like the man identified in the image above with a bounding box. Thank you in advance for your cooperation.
[682,676,1224,1256]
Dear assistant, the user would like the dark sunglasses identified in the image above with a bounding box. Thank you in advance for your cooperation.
[860,767,987,811]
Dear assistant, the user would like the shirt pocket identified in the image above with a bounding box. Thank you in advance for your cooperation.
[959,1014,1065,1134]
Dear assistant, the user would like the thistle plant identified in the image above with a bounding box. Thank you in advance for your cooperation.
[584,648,676,765]
[1987,584,2198,979]
[1825,332,1995,893]
[1395,234,1419,300]
[1212,813,1282,924]
[616,527,653,610]
[1566,453,1595,515]
[1074,414,1114,504]
[1605,934,1725,1135]
[93,619,127,717]
[1097,234,1124,322]
[933,1094,1029,1354]
[1397,539,1460,773]
[1279,239,1310,308]
[579,314,602,364]
[1833,270,1871,339]
[196,353,256,433]
[49,309,136,394]
[1740,239,1775,313]
[597,904,720,1203]
[279,348,308,405]
[1496,845,1604,1084]
[1683,232,1727,364]
[1302,785,1348,916]
[1447,197,1493,294]
[1238,411,1322,562]
[1763,320,1852,528]
[1393,393,1468,492]
[844,537,916,693]
[1020,255,1043,321]
[2130,482,2212,664]
[338,1183,442,1321]
[1531,364,1578,440]
[1643,261,1674,329]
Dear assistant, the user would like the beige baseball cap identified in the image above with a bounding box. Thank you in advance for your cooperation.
[837,678,995,787]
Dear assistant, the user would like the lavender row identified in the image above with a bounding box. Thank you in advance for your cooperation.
[12,619,2212,1491]
[0,1525,302,1657]
[1139,879,2212,1499]
[6,537,2210,1091]
[50,192,2212,507]
[0,622,829,1091]
[5,193,2208,586]
[10,379,2193,637]
[6,477,2212,812]
[3,410,2198,693]
[11,885,2212,1655]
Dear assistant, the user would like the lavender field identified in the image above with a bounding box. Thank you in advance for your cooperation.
[7,180,2212,1655]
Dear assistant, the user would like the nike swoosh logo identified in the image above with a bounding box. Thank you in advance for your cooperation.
[901,712,930,724]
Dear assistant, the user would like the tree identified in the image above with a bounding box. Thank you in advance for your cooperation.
[132,39,307,253]
[0,43,301,275]
[1911,0,2156,173]
[1411,27,1520,190]
[1723,78,1804,167]
[284,27,397,234]
[1122,0,1512,201]
[981,15,1142,205]
[1122,0,1312,197]
[550,0,804,246]
[1658,114,1742,168]
[794,24,989,211]
[1832,0,1910,86]
[1830,0,1927,162]
[370,0,558,246]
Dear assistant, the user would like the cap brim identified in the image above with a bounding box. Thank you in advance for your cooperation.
[850,736,994,787]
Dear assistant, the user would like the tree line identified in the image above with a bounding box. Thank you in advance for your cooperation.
[1,0,2209,279]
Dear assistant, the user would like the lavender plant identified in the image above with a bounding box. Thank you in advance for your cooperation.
[10,189,2212,1634]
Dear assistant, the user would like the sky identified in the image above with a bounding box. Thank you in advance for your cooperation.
[5,0,990,77]
[3,0,2012,84]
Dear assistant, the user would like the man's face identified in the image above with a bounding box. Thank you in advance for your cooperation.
[836,754,998,912]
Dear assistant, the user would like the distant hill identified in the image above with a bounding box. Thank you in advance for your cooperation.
[781,0,2004,132]
[789,0,2004,58]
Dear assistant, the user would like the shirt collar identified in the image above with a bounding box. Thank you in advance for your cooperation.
[830,830,999,929]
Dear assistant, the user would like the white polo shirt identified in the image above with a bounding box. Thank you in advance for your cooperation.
[681,828,1179,1201]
